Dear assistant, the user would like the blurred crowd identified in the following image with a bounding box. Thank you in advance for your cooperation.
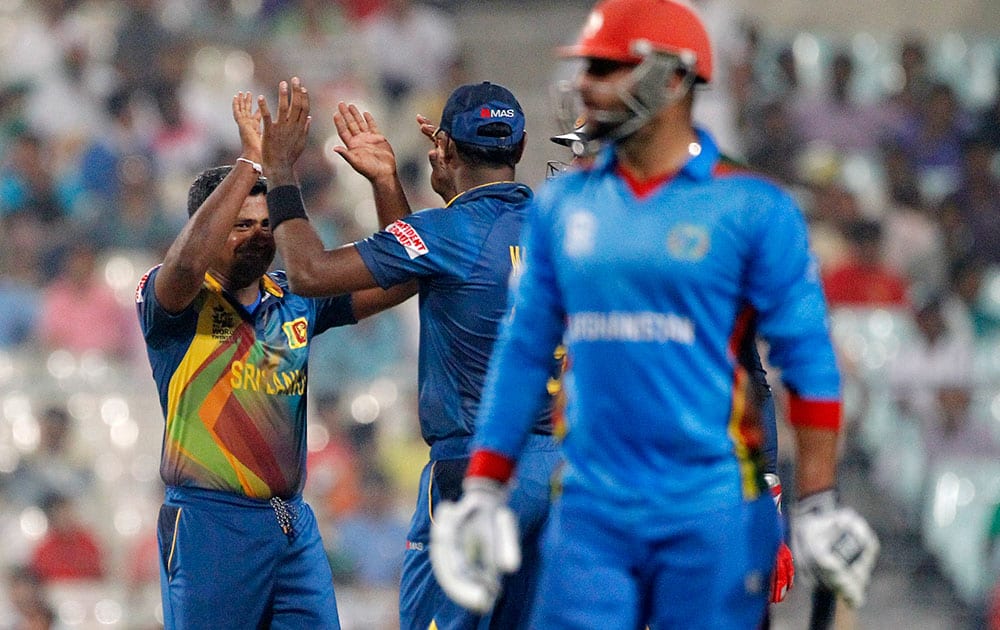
[0,0,999,628]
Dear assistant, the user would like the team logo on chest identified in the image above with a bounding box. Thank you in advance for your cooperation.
[666,223,710,262]
[211,305,237,340]
[563,210,596,258]
[282,317,309,349]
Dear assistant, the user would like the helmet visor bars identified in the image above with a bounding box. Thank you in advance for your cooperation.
[554,42,698,143]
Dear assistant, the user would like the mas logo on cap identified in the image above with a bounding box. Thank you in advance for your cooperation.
[481,106,517,118]
[440,82,525,148]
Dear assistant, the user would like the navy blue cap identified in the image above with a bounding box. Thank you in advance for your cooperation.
[439,82,525,148]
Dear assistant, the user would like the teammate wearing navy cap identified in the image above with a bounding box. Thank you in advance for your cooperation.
[430,0,880,628]
[259,78,560,630]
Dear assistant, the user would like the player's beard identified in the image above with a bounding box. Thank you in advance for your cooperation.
[229,235,275,289]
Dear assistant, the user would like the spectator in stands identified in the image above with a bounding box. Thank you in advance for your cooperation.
[111,0,174,99]
[883,35,933,127]
[789,49,894,156]
[35,240,139,360]
[822,218,910,307]
[0,240,41,348]
[76,88,156,218]
[938,137,1000,266]
[101,155,179,255]
[329,466,408,589]
[0,131,74,225]
[920,379,999,467]
[22,27,103,143]
[0,81,31,151]
[362,0,458,111]
[265,0,354,87]
[361,0,460,191]
[975,72,1000,151]
[879,141,947,290]
[773,45,800,99]
[150,81,216,195]
[892,82,971,204]
[3,404,94,509]
[888,292,975,422]
[805,183,862,274]
[309,311,407,401]
[29,492,105,582]
[946,257,1000,339]
[745,100,802,185]
[2,565,52,630]
[16,601,55,630]
[305,393,364,525]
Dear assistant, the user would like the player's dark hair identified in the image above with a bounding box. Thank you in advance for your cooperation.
[452,122,524,169]
[187,165,267,217]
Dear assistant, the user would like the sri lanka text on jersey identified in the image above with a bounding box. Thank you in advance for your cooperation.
[230,362,306,395]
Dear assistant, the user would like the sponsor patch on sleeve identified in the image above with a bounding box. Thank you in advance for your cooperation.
[135,265,160,304]
[386,220,429,259]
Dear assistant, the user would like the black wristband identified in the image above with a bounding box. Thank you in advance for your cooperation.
[266,185,308,230]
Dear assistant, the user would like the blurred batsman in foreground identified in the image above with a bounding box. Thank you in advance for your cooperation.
[430,0,879,627]
[258,79,562,629]
[546,115,797,623]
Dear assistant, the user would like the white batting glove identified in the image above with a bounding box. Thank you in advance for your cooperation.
[790,489,880,607]
[430,477,521,614]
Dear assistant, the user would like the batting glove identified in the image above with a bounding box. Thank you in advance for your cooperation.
[765,473,795,603]
[790,489,880,608]
[430,477,521,614]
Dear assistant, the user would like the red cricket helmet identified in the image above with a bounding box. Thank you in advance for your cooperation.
[560,0,713,83]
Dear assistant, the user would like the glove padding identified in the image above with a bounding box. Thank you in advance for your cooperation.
[430,477,521,614]
[765,473,794,603]
[790,489,879,608]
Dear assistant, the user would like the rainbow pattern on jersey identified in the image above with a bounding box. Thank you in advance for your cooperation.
[140,271,313,499]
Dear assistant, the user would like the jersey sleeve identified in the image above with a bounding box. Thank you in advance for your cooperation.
[135,265,198,342]
[353,210,461,289]
[266,271,356,336]
[473,197,567,461]
[742,341,778,473]
[747,187,841,427]
[311,294,357,335]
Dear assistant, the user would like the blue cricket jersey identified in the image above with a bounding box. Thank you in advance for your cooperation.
[136,267,356,499]
[354,182,552,446]
[474,129,840,515]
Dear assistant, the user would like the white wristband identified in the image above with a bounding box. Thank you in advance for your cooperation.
[236,157,263,174]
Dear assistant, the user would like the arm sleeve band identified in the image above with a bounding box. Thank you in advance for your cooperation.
[466,449,516,484]
[787,395,841,430]
[266,185,309,230]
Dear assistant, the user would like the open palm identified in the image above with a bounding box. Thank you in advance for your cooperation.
[332,102,397,182]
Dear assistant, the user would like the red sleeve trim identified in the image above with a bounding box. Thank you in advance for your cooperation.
[787,396,841,430]
[467,449,515,483]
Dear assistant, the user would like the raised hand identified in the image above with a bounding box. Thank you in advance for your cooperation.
[260,77,312,187]
[416,113,438,143]
[232,91,262,162]
[331,102,397,183]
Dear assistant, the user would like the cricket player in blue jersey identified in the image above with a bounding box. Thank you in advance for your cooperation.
[429,1,880,628]
[548,120,796,615]
[136,94,414,629]
[258,79,561,629]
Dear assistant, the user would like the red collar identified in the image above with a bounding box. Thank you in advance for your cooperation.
[616,164,676,198]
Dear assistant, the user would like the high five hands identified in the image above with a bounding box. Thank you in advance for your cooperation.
[259,76,312,187]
